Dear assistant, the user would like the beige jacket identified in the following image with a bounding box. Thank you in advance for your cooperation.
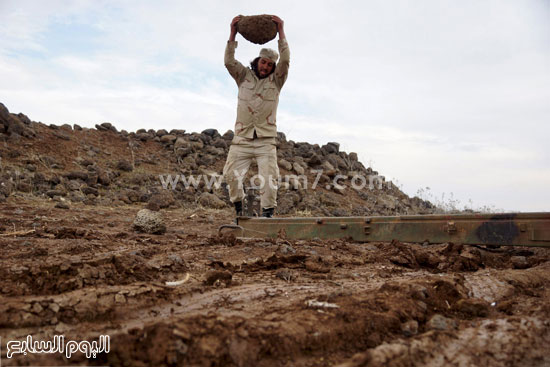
[224,39,290,139]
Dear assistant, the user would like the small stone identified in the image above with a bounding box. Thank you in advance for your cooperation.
[275,268,294,281]
[198,192,226,209]
[116,160,133,172]
[278,243,296,254]
[115,293,126,303]
[66,171,89,181]
[81,186,98,196]
[321,142,339,155]
[146,201,161,212]
[307,153,322,166]
[204,270,232,286]
[288,176,302,190]
[292,162,305,175]
[511,256,529,269]
[135,132,151,141]
[55,202,70,209]
[426,314,457,331]
[401,320,418,336]
[100,122,117,132]
[160,134,177,143]
[305,259,330,273]
[16,182,32,192]
[455,299,489,317]
[201,128,219,137]
[47,189,66,198]
[148,191,175,209]
[32,302,44,313]
[278,159,293,171]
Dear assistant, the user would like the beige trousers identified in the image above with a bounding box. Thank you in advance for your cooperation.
[223,137,279,209]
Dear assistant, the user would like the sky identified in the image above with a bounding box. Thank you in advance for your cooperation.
[1,0,549,212]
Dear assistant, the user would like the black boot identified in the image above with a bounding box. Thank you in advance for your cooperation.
[234,201,243,216]
[261,207,274,218]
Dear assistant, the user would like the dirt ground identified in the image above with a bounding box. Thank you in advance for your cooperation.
[1,196,549,367]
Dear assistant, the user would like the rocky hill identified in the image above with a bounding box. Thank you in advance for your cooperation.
[0,102,433,216]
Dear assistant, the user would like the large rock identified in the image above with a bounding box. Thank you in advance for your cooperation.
[201,128,219,138]
[174,138,193,158]
[327,154,348,170]
[307,153,323,166]
[65,171,89,181]
[169,129,186,136]
[96,122,117,132]
[97,169,111,186]
[295,143,314,158]
[213,138,228,149]
[292,162,305,175]
[135,132,152,141]
[160,134,177,144]
[188,135,204,150]
[237,14,277,45]
[223,130,234,140]
[133,209,166,234]
[321,142,340,155]
[199,192,226,209]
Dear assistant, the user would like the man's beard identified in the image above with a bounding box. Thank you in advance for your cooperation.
[255,69,269,79]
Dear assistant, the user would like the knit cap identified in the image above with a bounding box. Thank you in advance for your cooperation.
[259,48,278,63]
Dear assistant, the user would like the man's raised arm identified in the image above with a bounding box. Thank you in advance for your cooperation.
[272,15,290,89]
[224,15,246,84]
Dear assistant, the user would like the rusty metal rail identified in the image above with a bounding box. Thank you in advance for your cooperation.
[223,213,550,247]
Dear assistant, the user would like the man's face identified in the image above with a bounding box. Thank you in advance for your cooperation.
[258,57,275,78]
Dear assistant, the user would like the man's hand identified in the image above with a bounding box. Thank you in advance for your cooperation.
[229,16,241,41]
[271,15,285,40]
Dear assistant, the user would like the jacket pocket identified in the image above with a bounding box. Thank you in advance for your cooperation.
[238,79,255,100]
[262,86,278,101]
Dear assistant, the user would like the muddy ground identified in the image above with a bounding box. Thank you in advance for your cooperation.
[1,196,549,367]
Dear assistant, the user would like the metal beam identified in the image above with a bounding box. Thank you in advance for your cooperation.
[224,213,550,247]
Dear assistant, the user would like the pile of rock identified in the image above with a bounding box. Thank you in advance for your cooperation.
[0,101,435,216]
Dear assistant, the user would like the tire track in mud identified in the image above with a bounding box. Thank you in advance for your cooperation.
[85,263,550,367]
[0,241,188,296]
[1,202,550,366]
[7,258,549,366]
